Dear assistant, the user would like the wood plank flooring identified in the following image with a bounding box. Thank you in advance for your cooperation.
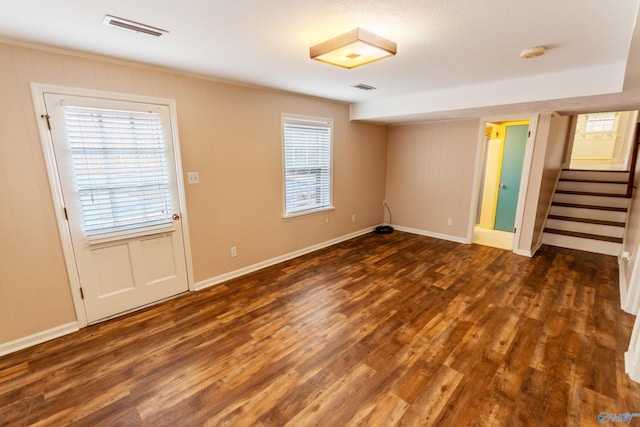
[1,231,639,426]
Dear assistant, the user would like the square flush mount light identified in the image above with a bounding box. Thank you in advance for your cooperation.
[310,28,396,69]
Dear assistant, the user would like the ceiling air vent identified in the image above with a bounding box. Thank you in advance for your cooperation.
[352,83,377,91]
[102,15,168,37]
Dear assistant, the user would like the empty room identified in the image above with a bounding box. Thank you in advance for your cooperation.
[2,1,640,425]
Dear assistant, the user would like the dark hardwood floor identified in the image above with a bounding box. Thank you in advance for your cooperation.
[1,231,639,426]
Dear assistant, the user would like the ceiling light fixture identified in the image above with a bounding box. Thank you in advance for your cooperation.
[310,28,396,69]
[520,46,546,59]
[102,15,168,37]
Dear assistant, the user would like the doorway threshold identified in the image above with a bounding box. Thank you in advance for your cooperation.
[472,226,513,250]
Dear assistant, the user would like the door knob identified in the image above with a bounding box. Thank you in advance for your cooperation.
[499,184,506,189]
[172,213,180,221]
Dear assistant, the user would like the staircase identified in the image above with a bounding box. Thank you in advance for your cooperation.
[541,169,630,256]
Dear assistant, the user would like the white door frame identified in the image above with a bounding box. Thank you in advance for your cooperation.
[31,83,195,327]
[468,113,540,254]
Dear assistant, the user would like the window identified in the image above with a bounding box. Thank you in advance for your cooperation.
[63,105,173,235]
[585,112,617,133]
[283,115,333,216]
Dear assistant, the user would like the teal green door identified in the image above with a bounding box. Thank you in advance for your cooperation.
[494,124,528,232]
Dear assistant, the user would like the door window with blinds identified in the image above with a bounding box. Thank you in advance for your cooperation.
[282,115,333,217]
[63,106,173,236]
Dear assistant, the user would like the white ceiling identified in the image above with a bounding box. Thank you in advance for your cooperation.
[2,0,639,123]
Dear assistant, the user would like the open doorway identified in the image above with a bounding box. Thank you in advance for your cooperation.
[473,119,530,250]
[568,111,638,171]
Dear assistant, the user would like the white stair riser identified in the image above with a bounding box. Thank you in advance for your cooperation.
[545,219,625,238]
[561,170,629,182]
[549,205,627,222]
[542,233,622,256]
[553,193,629,208]
[557,180,627,194]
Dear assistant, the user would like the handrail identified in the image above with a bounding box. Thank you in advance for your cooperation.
[626,123,640,198]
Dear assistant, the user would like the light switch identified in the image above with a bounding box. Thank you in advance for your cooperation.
[187,172,200,185]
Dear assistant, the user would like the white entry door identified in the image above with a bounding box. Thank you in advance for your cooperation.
[42,92,189,323]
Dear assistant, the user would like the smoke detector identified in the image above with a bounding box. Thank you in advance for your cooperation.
[520,46,546,59]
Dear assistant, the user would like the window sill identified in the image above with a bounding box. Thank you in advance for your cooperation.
[283,206,335,220]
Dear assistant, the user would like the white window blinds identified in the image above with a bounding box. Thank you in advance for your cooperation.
[283,116,332,216]
[63,106,173,235]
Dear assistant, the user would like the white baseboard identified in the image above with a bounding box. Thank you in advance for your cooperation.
[398,224,537,257]
[0,322,79,357]
[517,237,543,257]
[194,225,472,292]
[194,227,375,291]
[625,351,638,382]
[529,238,543,257]
[620,256,629,312]
[513,248,534,257]
[392,225,471,244]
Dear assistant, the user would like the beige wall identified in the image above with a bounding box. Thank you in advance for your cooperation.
[0,41,387,346]
[385,116,568,254]
[385,120,479,240]
[516,115,570,254]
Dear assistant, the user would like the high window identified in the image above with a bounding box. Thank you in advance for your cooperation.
[585,112,617,133]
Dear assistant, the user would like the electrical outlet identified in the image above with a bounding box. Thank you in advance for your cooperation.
[187,171,200,184]
[231,246,237,257]
[447,218,453,226]
[352,213,356,222]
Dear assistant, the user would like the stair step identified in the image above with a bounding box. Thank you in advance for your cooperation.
[551,202,628,212]
[545,218,625,238]
[555,189,627,198]
[553,193,630,208]
[549,205,628,222]
[556,180,628,194]
[561,169,629,182]
[543,228,623,243]
[547,215,625,227]
[542,232,622,256]
[544,169,630,256]
[560,178,629,184]
[562,168,629,172]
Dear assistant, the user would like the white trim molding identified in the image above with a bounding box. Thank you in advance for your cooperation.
[195,227,374,291]
[622,250,640,315]
[620,255,630,312]
[0,322,79,357]
[392,225,471,245]
[513,248,535,257]
[625,313,640,383]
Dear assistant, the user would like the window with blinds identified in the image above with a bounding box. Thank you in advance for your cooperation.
[63,106,173,235]
[283,116,333,216]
